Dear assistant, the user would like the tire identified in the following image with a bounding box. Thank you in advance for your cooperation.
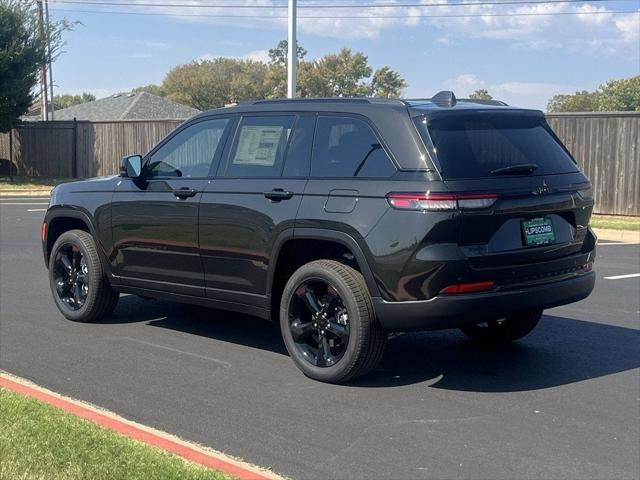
[280,259,386,383]
[459,309,543,344]
[48,229,119,322]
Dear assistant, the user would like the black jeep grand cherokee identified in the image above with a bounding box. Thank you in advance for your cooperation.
[43,92,596,383]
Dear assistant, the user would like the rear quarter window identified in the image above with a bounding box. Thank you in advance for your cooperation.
[414,113,578,179]
[312,116,396,178]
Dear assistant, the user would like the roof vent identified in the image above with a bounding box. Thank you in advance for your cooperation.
[431,90,457,108]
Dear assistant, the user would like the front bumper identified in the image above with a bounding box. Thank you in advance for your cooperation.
[372,270,595,331]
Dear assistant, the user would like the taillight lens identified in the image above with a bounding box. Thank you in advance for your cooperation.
[387,192,497,211]
[577,183,594,202]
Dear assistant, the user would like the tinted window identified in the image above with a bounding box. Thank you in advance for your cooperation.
[282,115,315,177]
[147,118,229,178]
[226,115,295,177]
[414,113,578,179]
[312,116,395,178]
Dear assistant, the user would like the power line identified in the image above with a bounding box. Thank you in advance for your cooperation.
[48,6,639,18]
[48,0,626,8]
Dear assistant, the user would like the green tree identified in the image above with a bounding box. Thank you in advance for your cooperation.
[547,90,599,112]
[370,66,407,98]
[268,39,307,66]
[469,89,493,101]
[299,48,372,97]
[0,0,72,131]
[53,92,95,109]
[132,84,165,97]
[597,76,640,111]
[161,58,270,110]
[547,76,640,112]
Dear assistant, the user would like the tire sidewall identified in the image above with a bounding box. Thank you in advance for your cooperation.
[280,263,368,383]
[48,231,102,322]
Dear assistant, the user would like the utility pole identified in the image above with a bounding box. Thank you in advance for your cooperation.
[287,0,297,98]
[36,0,48,121]
[44,0,54,120]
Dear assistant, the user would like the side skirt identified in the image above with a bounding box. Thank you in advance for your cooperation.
[114,285,272,321]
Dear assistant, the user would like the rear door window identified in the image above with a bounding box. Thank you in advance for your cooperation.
[414,113,578,179]
[312,116,396,178]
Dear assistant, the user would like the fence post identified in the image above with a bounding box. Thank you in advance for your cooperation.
[72,118,77,178]
[9,128,14,181]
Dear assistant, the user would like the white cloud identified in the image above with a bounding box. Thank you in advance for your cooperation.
[615,13,640,42]
[197,49,271,63]
[85,1,639,50]
[444,74,579,110]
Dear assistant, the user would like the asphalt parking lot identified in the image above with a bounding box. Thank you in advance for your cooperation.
[1,196,639,480]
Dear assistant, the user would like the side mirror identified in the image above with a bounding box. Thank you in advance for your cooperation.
[120,154,143,178]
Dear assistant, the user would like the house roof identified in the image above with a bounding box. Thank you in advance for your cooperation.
[49,92,200,121]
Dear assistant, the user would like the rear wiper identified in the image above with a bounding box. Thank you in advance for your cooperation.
[490,163,538,176]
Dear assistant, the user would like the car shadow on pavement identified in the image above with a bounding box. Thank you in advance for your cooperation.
[108,295,289,355]
[354,314,640,391]
[108,297,639,392]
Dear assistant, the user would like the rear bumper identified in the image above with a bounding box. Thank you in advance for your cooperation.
[372,271,595,331]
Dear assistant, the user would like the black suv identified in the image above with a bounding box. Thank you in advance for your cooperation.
[43,92,596,383]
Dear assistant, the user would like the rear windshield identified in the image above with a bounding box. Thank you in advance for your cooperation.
[414,113,578,179]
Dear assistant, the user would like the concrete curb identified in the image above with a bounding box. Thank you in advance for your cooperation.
[0,189,52,196]
[593,228,640,244]
[0,372,283,480]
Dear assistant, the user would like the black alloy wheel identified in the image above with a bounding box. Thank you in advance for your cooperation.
[48,229,119,322]
[52,243,89,311]
[288,280,350,368]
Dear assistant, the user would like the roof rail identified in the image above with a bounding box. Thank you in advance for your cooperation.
[253,97,372,105]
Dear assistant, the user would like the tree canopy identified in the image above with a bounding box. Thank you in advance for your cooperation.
[143,41,407,111]
[0,0,71,132]
[53,92,96,109]
[468,89,493,101]
[548,76,640,112]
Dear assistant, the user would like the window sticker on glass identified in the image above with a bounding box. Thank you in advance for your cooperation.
[233,126,284,166]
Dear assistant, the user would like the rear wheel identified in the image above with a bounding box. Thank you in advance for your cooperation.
[280,260,386,383]
[49,229,119,322]
[460,309,542,344]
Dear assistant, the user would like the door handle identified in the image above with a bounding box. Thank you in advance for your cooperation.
[173,188,198,199]
[264,189,294,201]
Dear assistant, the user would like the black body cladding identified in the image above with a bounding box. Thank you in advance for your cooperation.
[43,96,596,333]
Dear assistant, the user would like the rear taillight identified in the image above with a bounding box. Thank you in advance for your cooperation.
[439,281,495,294]
[387,192,497,211]
[577,183,594,202]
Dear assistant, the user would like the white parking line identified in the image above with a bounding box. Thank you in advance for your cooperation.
[598,242,640,246]
[27,208,47,212]
[0,202,49,205]
[604,273,640,280]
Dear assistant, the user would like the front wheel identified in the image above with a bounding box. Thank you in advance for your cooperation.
[48,229,119,322]
[280,260,386,383]
[459,309,543,344]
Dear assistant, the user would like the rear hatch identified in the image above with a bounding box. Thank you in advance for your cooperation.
[413,109,595,282]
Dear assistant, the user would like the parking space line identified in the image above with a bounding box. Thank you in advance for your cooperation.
[27,208,47,212]
[0,202,49,205]
[604,273,640,280]
[598,242,640,246]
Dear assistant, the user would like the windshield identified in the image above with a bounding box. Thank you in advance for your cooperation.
[414,113,578,179]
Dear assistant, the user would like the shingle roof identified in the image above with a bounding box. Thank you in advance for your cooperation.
[50,92,200,121]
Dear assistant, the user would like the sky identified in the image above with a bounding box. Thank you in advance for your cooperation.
[48,0,640,111]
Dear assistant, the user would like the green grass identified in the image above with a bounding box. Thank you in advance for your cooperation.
[0,388,235,480]
[0,176,75,191]
[591,214,640,231]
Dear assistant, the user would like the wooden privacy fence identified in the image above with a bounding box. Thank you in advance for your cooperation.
[0,112,638,215]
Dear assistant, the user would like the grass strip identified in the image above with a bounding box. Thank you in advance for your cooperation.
[0,387,234,480]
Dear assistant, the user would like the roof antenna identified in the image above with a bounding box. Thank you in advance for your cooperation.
[431,91,457,108]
